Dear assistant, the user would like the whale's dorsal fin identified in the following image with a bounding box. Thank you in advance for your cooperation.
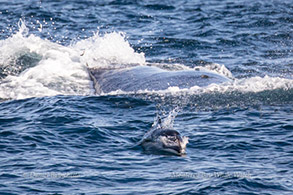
[87,65,127,94]
[88,70,101,94]
[88,67,117,95]
[87,63,141,94]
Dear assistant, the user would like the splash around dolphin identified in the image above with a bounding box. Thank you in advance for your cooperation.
[87,64,232,94]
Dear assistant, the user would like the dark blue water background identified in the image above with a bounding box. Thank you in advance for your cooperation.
[0,0,293,194]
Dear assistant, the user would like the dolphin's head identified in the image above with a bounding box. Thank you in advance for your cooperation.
[141,129,189,156]
[156,129,189,155]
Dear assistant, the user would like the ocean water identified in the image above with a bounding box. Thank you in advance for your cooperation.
[0,0,292,194]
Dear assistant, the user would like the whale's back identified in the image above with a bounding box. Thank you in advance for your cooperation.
[88,66,231,94]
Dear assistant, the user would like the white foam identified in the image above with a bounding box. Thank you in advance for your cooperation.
[0,23,90,99]
[0,20,146,100]
[72,31,146,68]
[230,75,293,92]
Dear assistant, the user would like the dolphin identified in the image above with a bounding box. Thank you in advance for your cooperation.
[87,65,231,94]
[139,127,189,156]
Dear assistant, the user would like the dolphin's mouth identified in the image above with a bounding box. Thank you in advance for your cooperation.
[163,145,183,155]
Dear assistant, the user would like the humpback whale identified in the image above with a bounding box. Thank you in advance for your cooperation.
[88,65,231,94]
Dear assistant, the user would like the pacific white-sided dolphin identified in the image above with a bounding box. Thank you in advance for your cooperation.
[88,64,231,94]
[139,127,189,156]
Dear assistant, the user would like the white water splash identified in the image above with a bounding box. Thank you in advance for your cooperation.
[0,20,145,99]
[153,108,180,130]
[72,31,146,68]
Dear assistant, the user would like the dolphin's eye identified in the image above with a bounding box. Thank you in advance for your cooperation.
[167,136,178,142]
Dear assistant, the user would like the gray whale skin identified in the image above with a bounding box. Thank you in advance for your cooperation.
[88,65,231,94]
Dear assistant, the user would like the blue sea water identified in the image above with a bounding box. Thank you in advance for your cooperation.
[0,0,293,194]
